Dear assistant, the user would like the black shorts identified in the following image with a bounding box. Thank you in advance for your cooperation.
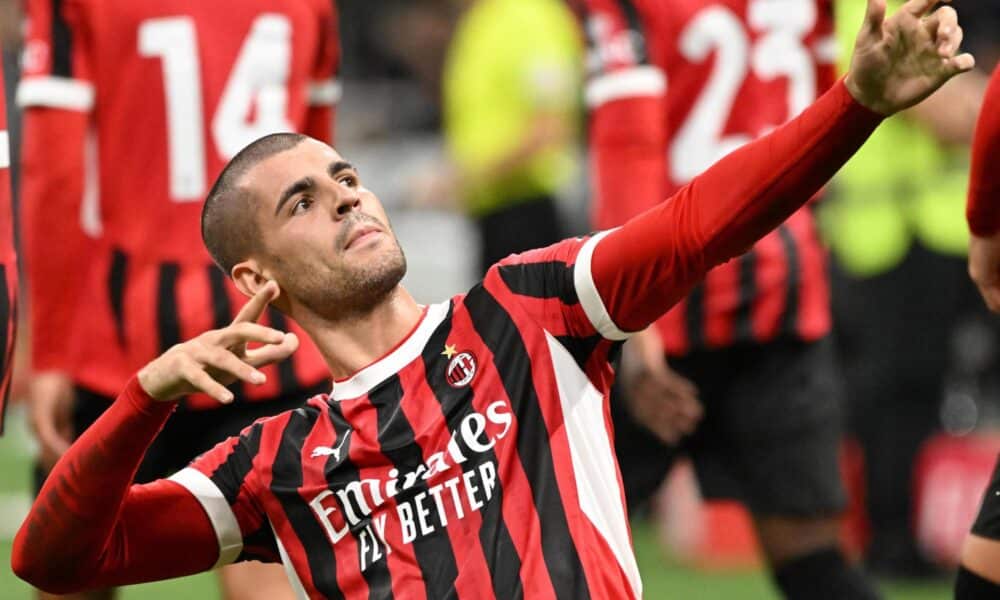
[612,336,847,517]
[35,381,328,492]
[972,456,1000,540]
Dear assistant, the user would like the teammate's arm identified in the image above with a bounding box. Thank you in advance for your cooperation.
[11,283,298,593]
[585,0,972,333]
[966,65,1000,311]
[304,0,341,143]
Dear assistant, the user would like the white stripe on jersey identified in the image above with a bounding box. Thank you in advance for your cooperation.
[169,467,244,567]
[545,331,642,599]
[272,524,310,600]
[573,230,630,340]
[307,79,342,106]
[0,131,8,169]
[17,76,96,111]
[585,65,666,108]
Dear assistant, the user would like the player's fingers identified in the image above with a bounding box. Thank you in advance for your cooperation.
[195,345,267,385]
[231,280,280,326]
[861,0,887,38]
[244,332,300,367]
[901,0,940,19]
[944,52,975,75]
[214,322,286,348]
[178,359,235,404]
[931,7,960,54]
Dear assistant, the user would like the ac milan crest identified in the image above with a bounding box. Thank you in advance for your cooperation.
[446,351,478,388]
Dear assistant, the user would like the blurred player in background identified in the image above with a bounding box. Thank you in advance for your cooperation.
[960,64,1000,599]
[434,0,581,275]
[17,0,339,598]
[573,0,880,597]
[0,67,16,435]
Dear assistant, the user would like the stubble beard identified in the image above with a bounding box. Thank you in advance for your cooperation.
[291,241,408,323]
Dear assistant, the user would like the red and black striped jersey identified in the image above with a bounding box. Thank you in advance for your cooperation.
[18,0,340,406]
[0,69,17,433]
[968,65,1000,236]
[171,236,643,599]
[576,0,835,354]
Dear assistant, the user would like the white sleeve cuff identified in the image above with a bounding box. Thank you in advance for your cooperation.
[573,230,631,341]
[17,76,95,111]
[584,66,666,108]
[307,79,342,106]
[169,467,244,567]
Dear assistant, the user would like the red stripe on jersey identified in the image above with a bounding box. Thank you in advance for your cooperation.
[749,228,787,342]
[702,259,739,348]
[790,211,831,342]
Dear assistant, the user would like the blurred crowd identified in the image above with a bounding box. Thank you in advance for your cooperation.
[2,0,999,595]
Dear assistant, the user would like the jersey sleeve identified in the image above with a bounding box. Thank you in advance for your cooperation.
[169,420,280,565]
[578,0,668,231]
[18,0,95,112]
[304,0,341,143]
[967,65,1000,236]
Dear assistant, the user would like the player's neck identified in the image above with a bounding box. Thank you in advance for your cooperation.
[297,285,423,380]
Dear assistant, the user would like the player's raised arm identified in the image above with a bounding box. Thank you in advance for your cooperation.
[11,283,297,593]
[584,0,973,333]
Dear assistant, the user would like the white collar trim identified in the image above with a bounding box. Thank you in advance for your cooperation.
[330,301,450,401]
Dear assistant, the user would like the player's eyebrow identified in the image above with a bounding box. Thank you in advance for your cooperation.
[328,160,355,178]
[275,176,315,216]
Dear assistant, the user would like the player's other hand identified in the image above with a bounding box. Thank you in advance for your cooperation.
[620,328,703,445]
[137,281,299,403]
[28,371,74,471]
[969,233,1000,312]
[845,0,974,116]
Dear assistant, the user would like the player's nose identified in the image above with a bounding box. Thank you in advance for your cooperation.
[330,185,361,220]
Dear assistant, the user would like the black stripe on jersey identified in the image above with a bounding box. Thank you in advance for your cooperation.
[465,285,592,600]
[209,423,263,506]
[368,376,460,599]
[498,262,578,305]
[267,308,298,397]
[323,400,393,599]
[614,0,650,64]
[238,521,281,563]
[272,406,344,599]
[109,249,127,346]
[207,266,233,330]
[156,262,181,354]
[685,284,705,350]
[0,264,10,435]
[778,226,801,336]
[734,250,757,343]
[49,0,74,77]
[419,303,524,599]
[555,333,603,373]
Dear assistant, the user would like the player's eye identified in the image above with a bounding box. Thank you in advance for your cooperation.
[291,197,313,215]
[337,173,359,188]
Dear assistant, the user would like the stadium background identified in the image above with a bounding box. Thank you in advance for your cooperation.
[1,0,998,597]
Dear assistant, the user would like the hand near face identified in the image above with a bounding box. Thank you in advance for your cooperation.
[845,0,974,116]
[137,281,299,403]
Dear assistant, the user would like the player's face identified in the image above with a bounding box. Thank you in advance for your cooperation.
[243,139,407,320]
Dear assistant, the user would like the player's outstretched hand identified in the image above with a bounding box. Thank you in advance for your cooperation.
[845,0,974,116]
[137,281,299,403]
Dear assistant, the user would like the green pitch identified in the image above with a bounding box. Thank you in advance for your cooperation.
[0,408,952,599]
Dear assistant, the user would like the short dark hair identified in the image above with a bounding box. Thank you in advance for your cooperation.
[201,132,309,275]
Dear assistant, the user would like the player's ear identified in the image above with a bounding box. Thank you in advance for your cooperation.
[231,260,269,299]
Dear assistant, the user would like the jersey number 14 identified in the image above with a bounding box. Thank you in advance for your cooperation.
[139,14,294,201]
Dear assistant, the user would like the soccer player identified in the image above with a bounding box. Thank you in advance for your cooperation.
[574,0,873,595]
[17,0,339,598]
[0,68,16,434]
[959,63,1000,598]
[12,0,971,596]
